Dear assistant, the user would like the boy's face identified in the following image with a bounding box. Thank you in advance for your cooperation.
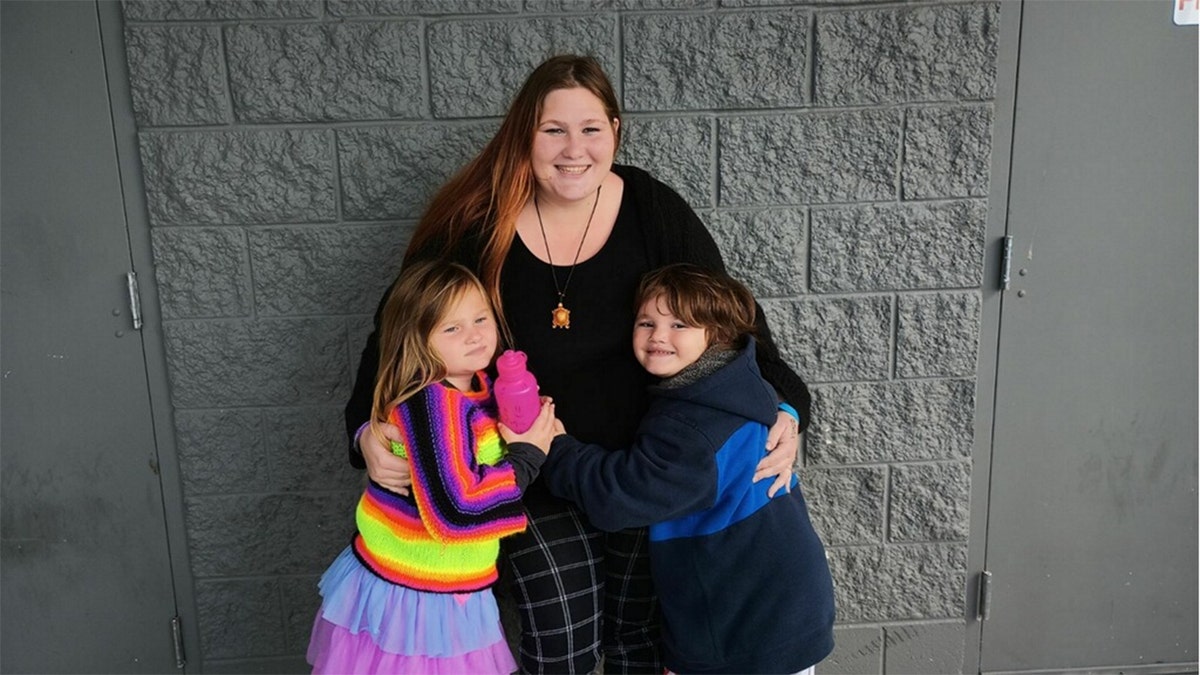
[632,295,709,378]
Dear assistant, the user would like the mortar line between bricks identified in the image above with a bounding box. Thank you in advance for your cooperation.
[757,288,980,302]
[882,464,893,544]
[838,618,968,630]
[889,293,899,380]
[205,26,235,127]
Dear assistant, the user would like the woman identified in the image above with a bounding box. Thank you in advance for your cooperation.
[344,54,812,675]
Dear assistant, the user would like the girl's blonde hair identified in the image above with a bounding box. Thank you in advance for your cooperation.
[371,261,492,435]
[636,264,758,348]
[403,55,622,337]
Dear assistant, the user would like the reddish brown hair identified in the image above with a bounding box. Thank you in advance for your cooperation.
[404,55,622,335]
[636,264,757,348]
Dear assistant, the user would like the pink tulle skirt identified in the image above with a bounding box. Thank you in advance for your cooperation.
[307,546,517,675]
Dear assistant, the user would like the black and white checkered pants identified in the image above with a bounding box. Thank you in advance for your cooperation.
[501,495,661,674]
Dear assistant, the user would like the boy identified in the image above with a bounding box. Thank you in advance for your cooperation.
[542,263,835,675]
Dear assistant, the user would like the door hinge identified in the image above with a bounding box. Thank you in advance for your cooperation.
[999,236,1014,290]
[976,570,993,621]
[170,615,186,669]
[126,271,143,330]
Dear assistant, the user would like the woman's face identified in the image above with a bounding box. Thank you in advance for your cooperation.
[531,87,619,206]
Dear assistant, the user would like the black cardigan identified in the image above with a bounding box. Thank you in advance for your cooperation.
[344,164,811,468]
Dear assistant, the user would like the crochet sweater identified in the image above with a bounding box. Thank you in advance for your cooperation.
[353,375,540,593]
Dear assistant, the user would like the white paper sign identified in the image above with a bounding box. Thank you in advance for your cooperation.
[1176,0,1200,25]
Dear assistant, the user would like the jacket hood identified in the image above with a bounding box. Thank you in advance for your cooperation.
[649,340,779,425]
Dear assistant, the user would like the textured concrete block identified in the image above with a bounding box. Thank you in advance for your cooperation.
[338,123,498,220]
[619,116,713,208]
[226,22,423,123]
[810,200,987,292]
[807,379,976,465]
[202,657,311,674]
[194,578,284,659]
[896,291,981,378]
[624,9,808,110]
[710,207,806,296]
[904,105,994,200]
[822,626,883,675]
[800,466,885,546]
[884,622,966,674]
[828,543,967,621]
[529,0,712,8]
[280,575,322,655]
[889,461,971,543]
[761,295,892,383]
[815,3,999,106]
[708,208,805,298]
[174,409,266,496]
[139,130,335,226]
[185,492,358,577]
[263,407,364,493]
[329,0,521,14]
[151,228,251,320]
[163,318,349,407]
[428,17,616,118]
[124,26,228,126]
[719,110,901,206]
[123,0,321,21]
[248,225,411,316]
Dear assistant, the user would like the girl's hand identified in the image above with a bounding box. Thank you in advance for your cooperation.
[754,411,800,497]
[498,397,558,455]
[362,422,412,494]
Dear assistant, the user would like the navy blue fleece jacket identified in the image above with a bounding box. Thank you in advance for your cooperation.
[542,341,835,674]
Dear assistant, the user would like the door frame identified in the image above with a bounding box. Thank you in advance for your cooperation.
[96,0,201,667]
[964,0,1021,671]
[965,2,1199,672]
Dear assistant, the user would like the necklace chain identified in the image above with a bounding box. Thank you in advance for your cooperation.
[534,186,602,329]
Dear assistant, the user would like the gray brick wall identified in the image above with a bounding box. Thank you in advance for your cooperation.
[122,0,998,671]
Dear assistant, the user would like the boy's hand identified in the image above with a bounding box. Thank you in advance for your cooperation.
[498,397,558,455]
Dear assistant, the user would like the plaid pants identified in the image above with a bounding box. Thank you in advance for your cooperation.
[503,497,661,675]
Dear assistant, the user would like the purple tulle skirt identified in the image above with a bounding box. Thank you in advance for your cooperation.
[307,546,517,675]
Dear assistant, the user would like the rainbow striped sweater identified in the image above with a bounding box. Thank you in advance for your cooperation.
[353,375,528,593]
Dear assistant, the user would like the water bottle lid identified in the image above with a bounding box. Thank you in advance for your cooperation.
[496,349,527,376]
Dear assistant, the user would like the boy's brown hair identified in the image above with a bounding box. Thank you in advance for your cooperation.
[635,264,757,347]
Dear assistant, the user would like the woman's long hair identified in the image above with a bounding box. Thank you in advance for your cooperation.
[370,261,491,438]
[404,55,622,324]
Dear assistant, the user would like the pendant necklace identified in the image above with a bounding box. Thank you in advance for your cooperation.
[535,186,602,330]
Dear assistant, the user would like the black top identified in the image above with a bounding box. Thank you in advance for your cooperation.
[502,188,652,454]
[344,164,811,474]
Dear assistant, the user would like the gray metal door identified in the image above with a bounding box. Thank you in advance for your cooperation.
[977,1,1198,672]
[1,1,181,671]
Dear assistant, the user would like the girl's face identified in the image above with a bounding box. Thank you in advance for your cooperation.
[429,286,498,390]
[531,87,619,207]
[632,295,709,379]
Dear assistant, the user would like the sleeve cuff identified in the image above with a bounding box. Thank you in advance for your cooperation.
[353,421,370,454]
[777,402,800,425]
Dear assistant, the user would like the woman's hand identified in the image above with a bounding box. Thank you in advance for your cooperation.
[754,411,800,497]
[362,422,412,494]
[498,397,559,455]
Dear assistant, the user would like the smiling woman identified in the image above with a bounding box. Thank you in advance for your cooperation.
[340,55,813,674]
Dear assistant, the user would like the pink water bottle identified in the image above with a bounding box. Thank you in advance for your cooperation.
[494,349,541,433]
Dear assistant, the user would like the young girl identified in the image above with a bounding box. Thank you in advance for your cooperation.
[307,261,558,675]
